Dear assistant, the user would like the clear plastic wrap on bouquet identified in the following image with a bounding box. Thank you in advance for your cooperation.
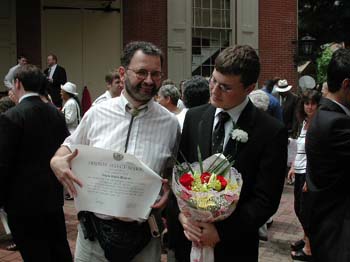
[172,154,243,262]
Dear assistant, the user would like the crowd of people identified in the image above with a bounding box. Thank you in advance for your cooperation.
[0,41,349,262]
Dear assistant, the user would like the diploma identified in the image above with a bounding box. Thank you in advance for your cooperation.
[71,145,162,220]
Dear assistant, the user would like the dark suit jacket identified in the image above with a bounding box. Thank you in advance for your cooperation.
[44,65,67,108]
[305,98,350,262]
[274,92,299,137]
[169,101,288,262]
[0,96,69,215]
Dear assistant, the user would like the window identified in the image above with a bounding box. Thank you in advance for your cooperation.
[192,0,232,77]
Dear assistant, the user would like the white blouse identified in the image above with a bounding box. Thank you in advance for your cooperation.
[61,97,81,134]
[294,121,307,174]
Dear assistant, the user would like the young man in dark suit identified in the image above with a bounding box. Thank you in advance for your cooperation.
[44,54,67,108]
[0,64,72,262]
[305,48,350,262]
[168,45,288,262]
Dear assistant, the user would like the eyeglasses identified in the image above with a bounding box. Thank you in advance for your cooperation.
[127,68,163,81]
[209,76,235,92]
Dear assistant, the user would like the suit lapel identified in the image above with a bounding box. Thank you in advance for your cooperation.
[197,105,216,159]
[223,101,256,159]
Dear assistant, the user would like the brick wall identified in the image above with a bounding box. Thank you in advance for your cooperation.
[16,0,41,67]
[259,0,298,90]
[123,0,168,76]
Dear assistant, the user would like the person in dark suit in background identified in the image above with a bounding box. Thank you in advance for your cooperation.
[274,79,299,137]
[167,45,288,262]
[305,48,350,262]
[44,54,67,108]
[0,64,72,262]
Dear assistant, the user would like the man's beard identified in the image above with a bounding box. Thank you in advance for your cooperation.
[124,78,158,103]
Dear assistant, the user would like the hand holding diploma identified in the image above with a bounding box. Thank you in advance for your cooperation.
[52,145,163,220]
[50,146,83,197]
[151,178,170,210]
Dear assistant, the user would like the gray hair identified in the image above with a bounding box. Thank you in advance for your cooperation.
[158,84,180,105]
[249,90,270,111]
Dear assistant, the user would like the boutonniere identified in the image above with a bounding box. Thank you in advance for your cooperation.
[230,125,248,143]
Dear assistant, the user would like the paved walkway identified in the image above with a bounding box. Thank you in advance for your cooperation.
[0,184,302,262]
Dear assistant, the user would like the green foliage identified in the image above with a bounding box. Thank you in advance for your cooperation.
[316,47,332,84]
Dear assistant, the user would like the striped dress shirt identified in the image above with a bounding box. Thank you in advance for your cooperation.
[63,93,180,220]
[92,90,112,106]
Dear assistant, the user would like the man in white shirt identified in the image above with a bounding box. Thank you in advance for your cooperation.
[92,70,123,105]
[50,41,180,262]
[3,55,27,89]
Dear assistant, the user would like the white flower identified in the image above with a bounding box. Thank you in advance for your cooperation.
[230,129,248,143]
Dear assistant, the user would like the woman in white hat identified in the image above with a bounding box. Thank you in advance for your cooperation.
[60,82,81,134]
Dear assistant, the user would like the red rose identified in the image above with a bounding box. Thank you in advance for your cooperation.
[179,173,194,190]
[217,175,227,189]
[200,172,211,184]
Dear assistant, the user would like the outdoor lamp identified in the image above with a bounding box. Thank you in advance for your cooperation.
[300,35,316,56]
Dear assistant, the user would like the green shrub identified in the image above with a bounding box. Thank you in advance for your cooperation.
[316,47,333,84]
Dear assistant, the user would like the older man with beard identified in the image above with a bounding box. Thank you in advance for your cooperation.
[50,41,180,262]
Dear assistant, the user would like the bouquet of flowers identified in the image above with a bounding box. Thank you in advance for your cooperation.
[172,149,243,262]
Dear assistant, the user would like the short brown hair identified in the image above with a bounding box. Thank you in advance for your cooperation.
[215,45,260,88]
[105,70,120,84]
[14,64,44,92]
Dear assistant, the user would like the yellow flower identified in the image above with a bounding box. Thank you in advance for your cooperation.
[193,195,216,209]
[226,180,239,191]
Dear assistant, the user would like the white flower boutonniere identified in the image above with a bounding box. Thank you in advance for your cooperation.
[230,128,248,143]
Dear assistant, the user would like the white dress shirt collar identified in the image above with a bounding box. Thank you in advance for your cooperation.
[19,92,40,103]
[213,97,249,148]
[215,96,249,124]
[119,91,154,116]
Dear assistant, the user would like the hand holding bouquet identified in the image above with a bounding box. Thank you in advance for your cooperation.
[172,150,243,262]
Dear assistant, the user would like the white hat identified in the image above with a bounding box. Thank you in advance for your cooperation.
[275,79,292,93]
[61,82,78,96]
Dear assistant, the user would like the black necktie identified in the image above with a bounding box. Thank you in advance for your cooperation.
[124,104,147,153]
[212,111,230,154]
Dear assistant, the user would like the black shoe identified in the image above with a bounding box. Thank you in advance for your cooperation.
[259,235,268,241]
[266,219,273,228]
[291,249,312,261]
[6,242,18,251]
[291,239,305,251]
